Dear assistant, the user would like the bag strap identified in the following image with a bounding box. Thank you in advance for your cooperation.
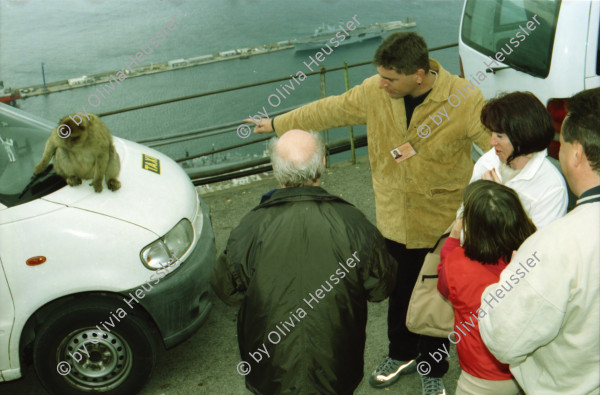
[430,232,450,253]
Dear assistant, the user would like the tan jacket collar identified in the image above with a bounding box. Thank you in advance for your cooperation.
[426,58,457,103]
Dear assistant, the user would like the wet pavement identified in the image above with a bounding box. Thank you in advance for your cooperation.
[1,155,460,394]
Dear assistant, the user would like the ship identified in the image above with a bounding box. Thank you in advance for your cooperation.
[293,19,416,51]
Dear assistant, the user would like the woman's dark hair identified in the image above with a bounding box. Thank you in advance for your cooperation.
[480,91,554,165]
[373,32,430,75]
[462,180,536,264]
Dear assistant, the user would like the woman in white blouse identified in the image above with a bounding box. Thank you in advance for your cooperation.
[466,91,568,227]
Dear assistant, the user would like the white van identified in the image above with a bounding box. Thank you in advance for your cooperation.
[0,103,215,394]
[459,0,599,158]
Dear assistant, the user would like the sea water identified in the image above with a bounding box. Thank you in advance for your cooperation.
[0,0,464,164]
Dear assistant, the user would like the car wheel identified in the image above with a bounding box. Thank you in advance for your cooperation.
[33,298,158,394]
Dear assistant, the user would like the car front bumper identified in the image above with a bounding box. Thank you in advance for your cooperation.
[122,195,216,349]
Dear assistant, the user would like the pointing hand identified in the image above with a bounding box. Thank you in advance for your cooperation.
[243,118,274,134]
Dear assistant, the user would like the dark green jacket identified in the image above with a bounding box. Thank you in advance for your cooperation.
[211,186,397,395]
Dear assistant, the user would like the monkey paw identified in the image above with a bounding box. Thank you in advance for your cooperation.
[107,179,121,192]
[33,164,45,175]
[66,176,82,186]
[90,181,103,193]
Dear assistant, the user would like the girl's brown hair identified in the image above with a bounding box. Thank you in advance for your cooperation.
[463,180,536,264]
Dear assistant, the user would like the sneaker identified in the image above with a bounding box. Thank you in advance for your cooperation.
[420,375,446,395]
[369,356,417,388]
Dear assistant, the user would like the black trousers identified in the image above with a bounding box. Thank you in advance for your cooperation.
[385,238,449,378]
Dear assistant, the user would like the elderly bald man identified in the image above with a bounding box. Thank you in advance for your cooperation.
[211,130,397,395]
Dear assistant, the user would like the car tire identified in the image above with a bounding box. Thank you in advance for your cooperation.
[33,297,158,395]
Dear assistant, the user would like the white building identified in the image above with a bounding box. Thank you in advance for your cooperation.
[68,76,94,86]
[168,59,187,68]
[219,50,236,57]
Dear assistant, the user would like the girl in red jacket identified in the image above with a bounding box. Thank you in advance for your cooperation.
[437,180,536,395]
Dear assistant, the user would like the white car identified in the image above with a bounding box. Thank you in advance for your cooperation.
[0,103,215,394]
[459,0,599,159]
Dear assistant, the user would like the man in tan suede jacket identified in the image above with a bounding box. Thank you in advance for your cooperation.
[249,32,490,395]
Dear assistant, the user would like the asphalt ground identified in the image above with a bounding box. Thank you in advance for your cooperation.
[1,155,461,395]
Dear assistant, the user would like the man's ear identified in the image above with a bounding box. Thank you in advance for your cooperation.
[573,141,586,168]
[415,68,426,84]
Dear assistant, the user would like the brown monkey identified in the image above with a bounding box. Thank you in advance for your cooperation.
[33,113,121,193]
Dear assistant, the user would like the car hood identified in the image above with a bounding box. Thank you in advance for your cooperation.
[41,137,197,236]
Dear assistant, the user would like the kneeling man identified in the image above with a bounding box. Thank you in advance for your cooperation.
[211,130,397,394]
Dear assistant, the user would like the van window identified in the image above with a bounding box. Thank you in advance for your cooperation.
[461,0,561,78]
[0,114,66,207]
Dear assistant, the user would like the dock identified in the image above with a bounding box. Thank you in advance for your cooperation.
[8,19,416,101]
[12,41,295,99]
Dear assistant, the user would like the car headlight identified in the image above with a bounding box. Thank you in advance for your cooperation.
[140,219,194,270]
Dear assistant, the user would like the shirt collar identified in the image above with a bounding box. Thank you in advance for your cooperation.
[575,185,600,207]
[514,149,548,180]
[494,149,547,182]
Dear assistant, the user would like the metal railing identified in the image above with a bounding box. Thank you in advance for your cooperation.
[95,43,458,184]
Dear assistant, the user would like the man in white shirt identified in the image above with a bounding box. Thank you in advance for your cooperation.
[479,88,600,394]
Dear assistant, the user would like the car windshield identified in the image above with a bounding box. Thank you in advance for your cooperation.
[461,0,561,78]
[0,111,65,207]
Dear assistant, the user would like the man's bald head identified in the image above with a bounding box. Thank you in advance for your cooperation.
[276,129,318,164]
[269,130,326,188]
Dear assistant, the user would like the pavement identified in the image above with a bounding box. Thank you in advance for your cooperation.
[1,155,460,395]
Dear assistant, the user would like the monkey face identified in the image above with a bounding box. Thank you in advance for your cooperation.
[59,115,89,147]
